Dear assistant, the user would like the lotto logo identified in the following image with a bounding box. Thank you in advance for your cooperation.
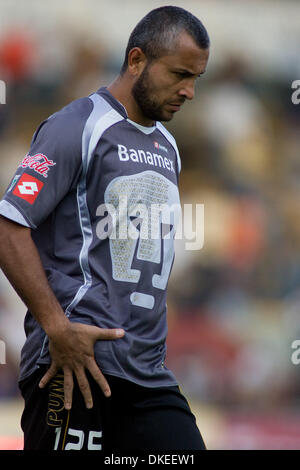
[13,173,44,204]
[18,181,38,195]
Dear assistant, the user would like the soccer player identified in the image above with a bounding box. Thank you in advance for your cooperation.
[0,6,209,450]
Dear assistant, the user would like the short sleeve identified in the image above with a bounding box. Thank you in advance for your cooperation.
[0,98,92,228]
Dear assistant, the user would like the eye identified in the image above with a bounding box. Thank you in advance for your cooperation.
[174,71,189,80]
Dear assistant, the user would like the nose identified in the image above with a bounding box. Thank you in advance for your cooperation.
[178,79,195,100]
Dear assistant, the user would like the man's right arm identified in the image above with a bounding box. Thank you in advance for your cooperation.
[0,216,70,335]
[0,215,124,409]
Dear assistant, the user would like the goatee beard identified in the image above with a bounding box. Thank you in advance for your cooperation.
[131,67,164,122]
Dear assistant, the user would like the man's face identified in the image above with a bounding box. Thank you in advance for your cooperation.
[131,31,209,122]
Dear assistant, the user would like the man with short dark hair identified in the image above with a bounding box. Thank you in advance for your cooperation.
[0,6,209,450]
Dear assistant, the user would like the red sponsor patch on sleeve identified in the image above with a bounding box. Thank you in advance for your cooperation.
[19,153,56,178]
[12,173,44,204]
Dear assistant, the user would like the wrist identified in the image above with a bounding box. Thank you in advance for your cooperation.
[43,313,71,340]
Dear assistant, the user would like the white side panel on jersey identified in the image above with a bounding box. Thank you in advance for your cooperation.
[156,121,182,174]
[64,94,124,317]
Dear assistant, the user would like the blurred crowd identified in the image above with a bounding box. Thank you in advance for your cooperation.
[0,13,300,420]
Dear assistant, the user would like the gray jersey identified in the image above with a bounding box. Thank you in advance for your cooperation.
[0,87,182,387]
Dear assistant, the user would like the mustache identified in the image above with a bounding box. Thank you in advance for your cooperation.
[168,99,186,105]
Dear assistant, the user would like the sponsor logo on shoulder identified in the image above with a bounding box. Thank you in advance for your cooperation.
[13,173,44,204]
[19,153,56,178]
[154,141,168,153]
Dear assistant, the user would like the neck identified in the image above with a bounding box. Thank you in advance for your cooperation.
[107,76,155,127]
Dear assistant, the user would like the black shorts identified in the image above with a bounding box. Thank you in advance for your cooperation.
[19,366,206,451]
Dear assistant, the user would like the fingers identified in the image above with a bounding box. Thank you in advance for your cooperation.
[63,367,74,410]
[87,359,111,398]
[88,326,125,341]
[38,363,57,389]
[74,368,94,409]
[68,363,111,410]
[39,364,74,410]
[39,362,111,411]
[41,324,124,409]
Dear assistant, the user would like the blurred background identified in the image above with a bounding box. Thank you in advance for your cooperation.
[1,0,300,450]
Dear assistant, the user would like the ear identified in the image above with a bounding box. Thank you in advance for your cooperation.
[127,47,147,76]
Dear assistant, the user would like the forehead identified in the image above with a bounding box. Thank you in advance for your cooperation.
[158,31,209,74]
